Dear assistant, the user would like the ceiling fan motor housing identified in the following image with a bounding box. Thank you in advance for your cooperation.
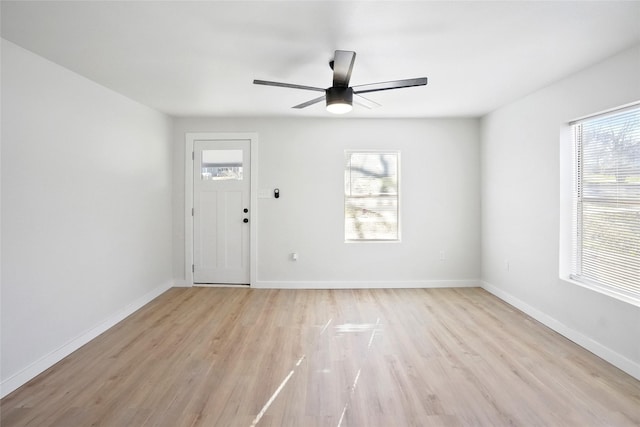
[326,86,353,106]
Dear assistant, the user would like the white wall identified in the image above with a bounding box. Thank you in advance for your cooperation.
[173,117,480,288]
[481,45,640,379]
[1,40,174,395]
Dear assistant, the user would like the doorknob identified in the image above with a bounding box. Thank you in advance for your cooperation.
[243,218,249,223]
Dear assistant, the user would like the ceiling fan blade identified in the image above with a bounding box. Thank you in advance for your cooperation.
[253,79,325,92]
[292,95,326,109]
[352,77,428,94]
[354,94,381,109]
[332,50,356,87]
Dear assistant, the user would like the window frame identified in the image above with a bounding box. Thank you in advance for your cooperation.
[344,150,401,243]
[567,102,640,306]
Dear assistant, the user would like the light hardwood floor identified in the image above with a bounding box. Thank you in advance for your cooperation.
[2,287,639,426]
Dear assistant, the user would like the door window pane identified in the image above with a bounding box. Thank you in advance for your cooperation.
[201,149,243,180]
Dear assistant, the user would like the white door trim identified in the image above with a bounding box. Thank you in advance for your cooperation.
[185,132,258,287]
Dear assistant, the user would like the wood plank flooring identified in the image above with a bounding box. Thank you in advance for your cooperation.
[2,287,639,426]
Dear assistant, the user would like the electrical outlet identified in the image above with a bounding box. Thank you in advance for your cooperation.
[505,259,510,271]
[291,252,298,261]
[439,250,445,261]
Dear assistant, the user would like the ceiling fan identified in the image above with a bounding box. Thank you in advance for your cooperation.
[253,50,428,114]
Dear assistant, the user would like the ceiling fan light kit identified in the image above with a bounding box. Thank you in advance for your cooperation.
[326,86,353,114]
[253,50,427,114]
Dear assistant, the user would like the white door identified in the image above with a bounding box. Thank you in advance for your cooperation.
[193,139,250,284]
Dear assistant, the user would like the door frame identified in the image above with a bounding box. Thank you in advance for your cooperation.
[185,132,258,286]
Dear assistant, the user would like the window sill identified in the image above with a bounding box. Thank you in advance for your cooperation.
[561,276,640,308]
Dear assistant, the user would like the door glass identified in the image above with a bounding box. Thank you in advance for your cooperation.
[201,149,243,181]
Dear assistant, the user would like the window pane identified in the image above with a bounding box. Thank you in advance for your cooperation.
[581,109,640,200]
[581,201,640,293]
[345,196,398,240]
[202,149,243,181]
[346,153,398,196]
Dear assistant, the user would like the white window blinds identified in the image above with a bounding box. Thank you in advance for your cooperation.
[571,104,640,302]
[345,151,399,241]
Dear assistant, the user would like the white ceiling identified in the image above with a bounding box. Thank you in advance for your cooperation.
[2,1,639,118]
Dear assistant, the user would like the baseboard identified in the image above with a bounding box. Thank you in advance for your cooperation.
[253,279,480,289]
[172,280,193,288]
[480,280,640,381]
[0,281,173,398]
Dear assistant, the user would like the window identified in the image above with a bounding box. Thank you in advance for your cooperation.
[344,151,399,241]
[570,104,640,303]
[201,149,243,181]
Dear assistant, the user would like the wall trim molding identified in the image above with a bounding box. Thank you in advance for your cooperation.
[0,282,173,398]
[253,279,480,289]
[481,280,640,381]
[172,280,193,288]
